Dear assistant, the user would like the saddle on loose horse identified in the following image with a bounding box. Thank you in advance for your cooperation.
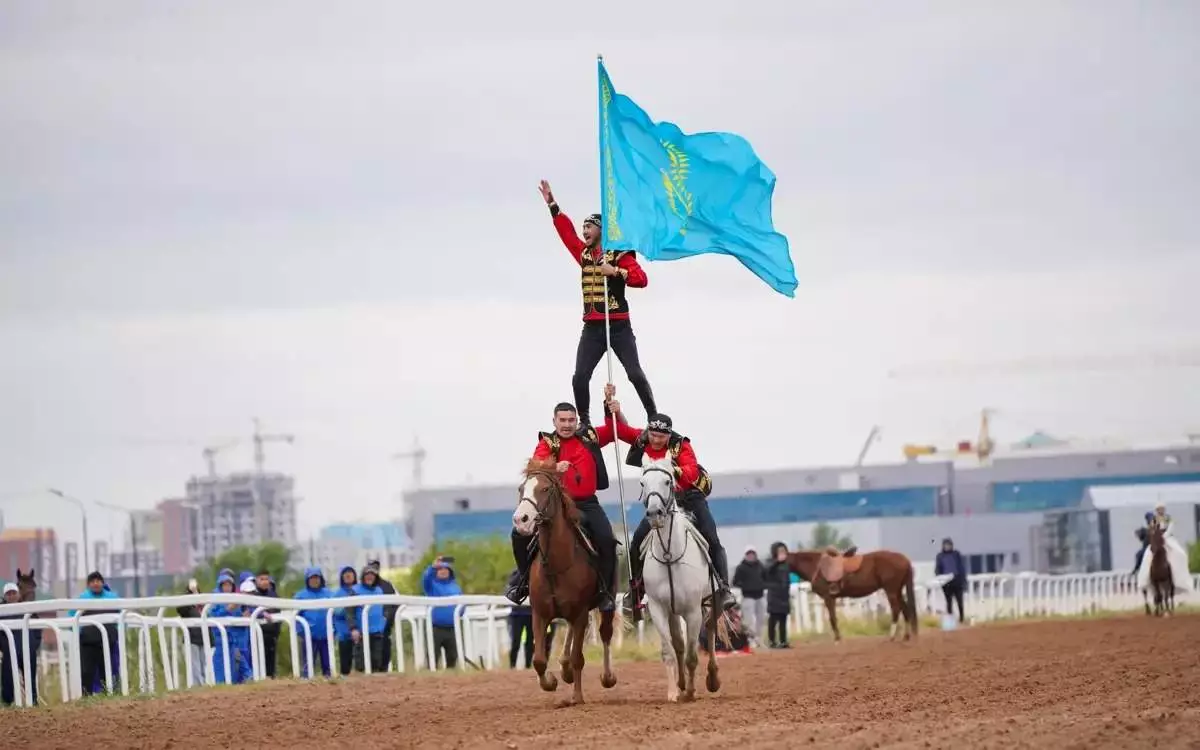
[817,546,862,584]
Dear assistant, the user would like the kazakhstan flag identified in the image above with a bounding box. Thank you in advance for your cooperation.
[597,59,796,297]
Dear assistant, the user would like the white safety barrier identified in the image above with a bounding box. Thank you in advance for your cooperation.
[2,571,1197,707]
[0,593,513,707]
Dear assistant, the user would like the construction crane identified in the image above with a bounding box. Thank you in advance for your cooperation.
[201,440,240,477]
[392,437,427,489]
[902,408,996,463]
[252,418,295,474]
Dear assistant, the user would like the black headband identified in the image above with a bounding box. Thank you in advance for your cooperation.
[583,214,602,228]
[647,415,672,433]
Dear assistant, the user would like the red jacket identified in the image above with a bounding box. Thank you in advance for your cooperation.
[553,213,647,322]
[531,423,618,500]
[609,418,702,492]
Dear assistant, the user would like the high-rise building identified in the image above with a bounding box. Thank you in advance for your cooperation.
[158,498,201,575]
[186,471,299,560]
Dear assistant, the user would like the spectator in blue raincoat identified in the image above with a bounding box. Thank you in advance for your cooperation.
[423,556,462,669]
[331,565,359,676]
[69,572,120,696]
[353,564,389,673]
[293,566,334,678]
[210,573,252,685]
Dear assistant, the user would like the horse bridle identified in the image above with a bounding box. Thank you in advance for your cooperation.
[642,465,688,566]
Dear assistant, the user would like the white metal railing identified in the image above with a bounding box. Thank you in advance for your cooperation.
[1,571,1196,707]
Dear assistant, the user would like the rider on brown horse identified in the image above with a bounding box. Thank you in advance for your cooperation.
[606,391,735,614]
[506,400,621,612]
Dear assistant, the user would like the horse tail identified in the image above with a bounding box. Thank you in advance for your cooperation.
[903,563,918,636]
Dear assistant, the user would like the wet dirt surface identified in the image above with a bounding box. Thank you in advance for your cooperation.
[8,613,1200,749]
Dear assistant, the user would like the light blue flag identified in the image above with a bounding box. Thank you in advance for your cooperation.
[597,59,796,297]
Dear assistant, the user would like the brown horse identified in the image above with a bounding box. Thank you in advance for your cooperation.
[788,547,918,642]
[516,460,616,705]
[1147,526,1175,617]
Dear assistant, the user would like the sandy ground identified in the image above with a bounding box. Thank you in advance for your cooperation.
[7,613,1200,749]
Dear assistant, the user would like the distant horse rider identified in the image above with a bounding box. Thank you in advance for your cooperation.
[1139,503,1194,595]
[506,399,622,612]
[605,385,735,614]
[538,179,657,425]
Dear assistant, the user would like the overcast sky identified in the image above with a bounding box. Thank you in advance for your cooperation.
[2,1,1198,550]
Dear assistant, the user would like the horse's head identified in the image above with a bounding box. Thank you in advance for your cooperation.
[640,456,676,529]
[514,459,572,536]
[1148,524,1166,553]
[15,568,36,602]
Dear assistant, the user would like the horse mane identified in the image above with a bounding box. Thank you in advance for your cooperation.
[522,459,580,525]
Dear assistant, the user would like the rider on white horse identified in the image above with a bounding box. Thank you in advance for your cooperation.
[1136,504,1194,595]
[604,388,735,614]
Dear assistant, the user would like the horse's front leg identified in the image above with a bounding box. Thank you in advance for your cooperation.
[704,603,721,693]
[567,614,588,706]
[598,610,617,689]
[532,610,557,692]
[646,597,679,703]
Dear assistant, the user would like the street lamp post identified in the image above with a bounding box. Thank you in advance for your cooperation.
[47,489,90,577]
[94,500,141,598]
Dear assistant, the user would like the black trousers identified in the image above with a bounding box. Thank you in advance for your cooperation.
[337,639,355,676]
[573,319,655,423]
[508,615,557,668]
[261,627,279,678]
[432,625,459,669]
[943,582,965,622]
[512,497,617,593]
[631,489,728,585]
[79,642,109,696]
[0,648,37,705]
[354,633,387,673]
[768,613,789,645]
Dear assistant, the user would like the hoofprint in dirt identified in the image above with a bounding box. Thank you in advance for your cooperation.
[8,614,1200,750]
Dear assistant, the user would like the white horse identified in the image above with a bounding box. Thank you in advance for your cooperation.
[639,456,722,703]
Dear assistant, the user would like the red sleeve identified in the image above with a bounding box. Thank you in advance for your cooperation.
[674,441,701,489]
[616,421,642,445]
[595,419,614,447]
[532,439,552,461]
[552,213,585,265]
[617,253,647,288]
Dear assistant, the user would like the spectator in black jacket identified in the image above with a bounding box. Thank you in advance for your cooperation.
[935,538,968,623]
[253,570,281,678]
[70,572,121,696]
[732,546,766,645]
[764,542,792,649]
[175,578,208,687]
[365,559,398,669]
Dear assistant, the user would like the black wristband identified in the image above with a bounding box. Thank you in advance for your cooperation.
[548,201,560,217]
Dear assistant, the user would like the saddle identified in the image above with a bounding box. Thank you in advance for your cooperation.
[528,521,601,559]
[817,546,863,584]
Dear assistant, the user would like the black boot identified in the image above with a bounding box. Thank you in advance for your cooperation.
[595,543,617,613]
[710,546,736,611]
[506,533,533,605]
[623,548,646,619]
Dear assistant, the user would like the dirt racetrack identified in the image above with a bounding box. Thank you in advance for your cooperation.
[8,613,1200,749]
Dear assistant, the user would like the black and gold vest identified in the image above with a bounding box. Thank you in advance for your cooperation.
[624,430,713,497]
[581,248,630,317]
[537,426,611,492]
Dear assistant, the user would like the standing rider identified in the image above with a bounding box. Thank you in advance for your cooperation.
[506,399,622,612]
[539,179,657,425]
[605,386,735,614]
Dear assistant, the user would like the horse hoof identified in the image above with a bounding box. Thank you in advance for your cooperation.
[555,698,577,709]
[601,673,617,689]
[540,675,559,692]
[561,667,575,685]
[666,694,679,704]
[706,673,720,693]
[681,691,696,703]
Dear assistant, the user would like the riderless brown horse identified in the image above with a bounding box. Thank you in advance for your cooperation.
[1147,525,1175,617]
[516,459,616,705]
[787,547,918,642]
